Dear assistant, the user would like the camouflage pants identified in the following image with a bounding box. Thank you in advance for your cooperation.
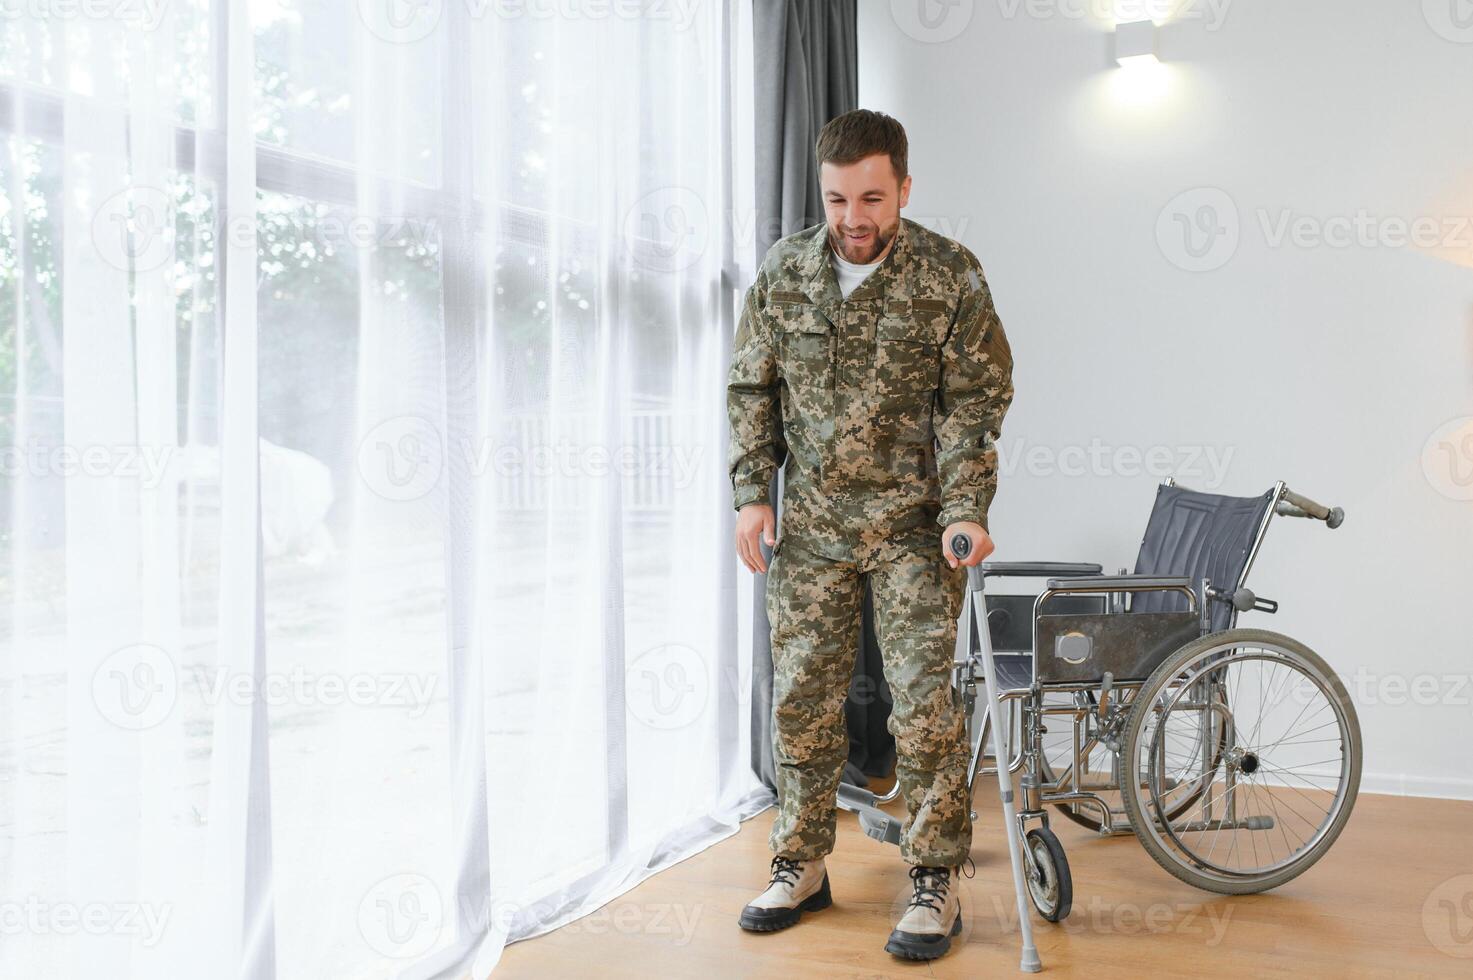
[765,534,973,867]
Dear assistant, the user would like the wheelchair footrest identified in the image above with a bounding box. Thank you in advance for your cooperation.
[1077,772,1180,791]
[1169,815,1275,833]
[859,809,903,845]
[837,784,903,845]
[836,782,880,808]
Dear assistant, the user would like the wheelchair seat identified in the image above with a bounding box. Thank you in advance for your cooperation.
[992,653,1035,692]
[962,480,1280,689]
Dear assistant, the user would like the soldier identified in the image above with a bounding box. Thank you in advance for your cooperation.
[728,109,1014,961]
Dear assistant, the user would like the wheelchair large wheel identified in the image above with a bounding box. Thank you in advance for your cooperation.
[1120,628,1361,894]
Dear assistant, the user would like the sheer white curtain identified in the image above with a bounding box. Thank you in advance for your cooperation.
[0,2,768,977]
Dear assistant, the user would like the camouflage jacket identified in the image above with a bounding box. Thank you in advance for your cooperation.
[727,217,1015,566]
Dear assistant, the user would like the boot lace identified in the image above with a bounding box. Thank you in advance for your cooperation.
[769,855,804,888]
[906,857,976,912]
[906,866,949,913]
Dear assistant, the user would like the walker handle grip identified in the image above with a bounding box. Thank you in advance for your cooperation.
[951,533,987,592]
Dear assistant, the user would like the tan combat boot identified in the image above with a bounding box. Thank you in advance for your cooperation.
[737,855,832,932]
[885,863,967,960]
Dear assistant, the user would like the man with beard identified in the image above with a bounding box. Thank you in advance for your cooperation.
[727,109,1014,961]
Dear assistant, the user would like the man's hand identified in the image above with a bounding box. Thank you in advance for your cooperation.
[942,521,994,569]
[736,503,777,573]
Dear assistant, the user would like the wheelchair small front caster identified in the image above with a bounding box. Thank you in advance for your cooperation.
[1024,827,1073,922]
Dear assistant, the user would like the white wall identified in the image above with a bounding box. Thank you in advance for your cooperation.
[861,0,1473,798]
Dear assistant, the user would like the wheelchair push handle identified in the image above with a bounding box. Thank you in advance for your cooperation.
[1275,487,1345,529]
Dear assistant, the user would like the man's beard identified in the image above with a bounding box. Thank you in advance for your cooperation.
[829,219,896,265]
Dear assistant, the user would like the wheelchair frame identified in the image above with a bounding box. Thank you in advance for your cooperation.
[971,474,1277,839]
[839,477,1360,947]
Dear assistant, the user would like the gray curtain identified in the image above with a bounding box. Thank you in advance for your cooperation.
[752,0,858,260]
[748,0,888,795]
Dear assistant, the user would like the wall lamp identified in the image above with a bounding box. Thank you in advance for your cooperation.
[1113,19,1160,68]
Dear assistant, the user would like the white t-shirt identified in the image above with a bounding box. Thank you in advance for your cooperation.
[830,247,884,300]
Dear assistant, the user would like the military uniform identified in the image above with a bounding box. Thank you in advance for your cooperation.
[727,216,1014,868]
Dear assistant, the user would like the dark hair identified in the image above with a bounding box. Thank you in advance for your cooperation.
[814,109,908,183]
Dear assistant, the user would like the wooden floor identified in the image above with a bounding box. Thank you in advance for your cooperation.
[494,778,1473,978]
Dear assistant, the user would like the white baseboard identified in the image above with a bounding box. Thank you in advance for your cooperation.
[1358,771,1473,801]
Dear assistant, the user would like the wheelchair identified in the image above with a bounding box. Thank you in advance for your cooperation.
[838,478,1362,926]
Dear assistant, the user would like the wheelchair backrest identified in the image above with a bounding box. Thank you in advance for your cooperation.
[1130,483,1276,632]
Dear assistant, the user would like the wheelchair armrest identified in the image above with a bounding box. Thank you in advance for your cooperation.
[1045,575,1193,591]
[979,561,1105,579]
